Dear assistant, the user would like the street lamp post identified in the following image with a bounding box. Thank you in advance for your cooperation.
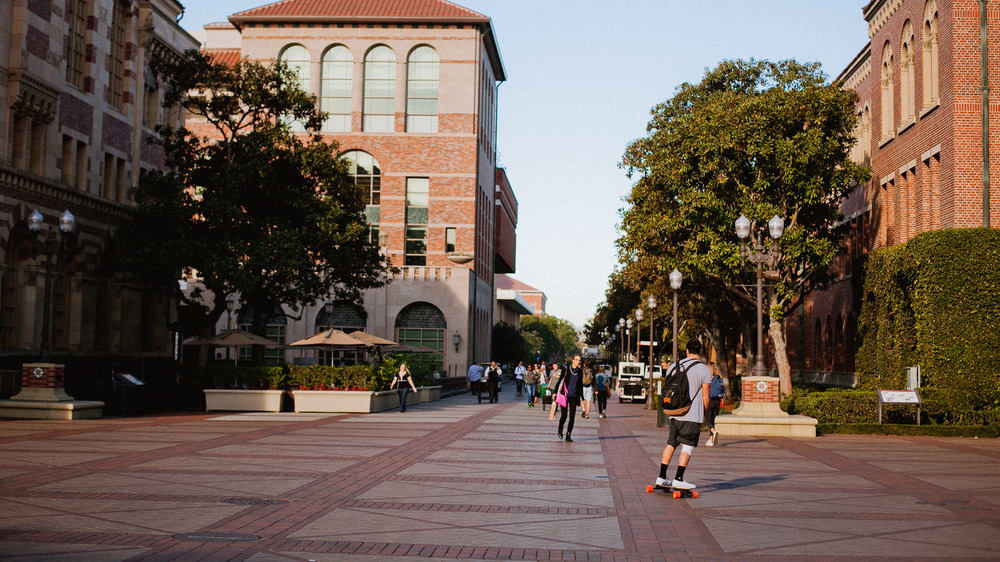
[645,295,657,409]
[27,209,75,361]
[669,269,683,368]
[625,318,633,361]
[735,214,784,377]
[634,308,643,363]
[618,318,625,361]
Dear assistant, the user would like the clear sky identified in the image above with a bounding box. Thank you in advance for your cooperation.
[177,0,871,328]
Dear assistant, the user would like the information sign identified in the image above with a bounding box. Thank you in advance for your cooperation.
[877,389,922,425]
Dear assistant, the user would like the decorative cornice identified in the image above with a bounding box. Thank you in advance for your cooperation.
[866,0,904,38]
[7,70,60,124]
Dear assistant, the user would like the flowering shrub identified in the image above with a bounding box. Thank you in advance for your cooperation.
[190,365,287,390]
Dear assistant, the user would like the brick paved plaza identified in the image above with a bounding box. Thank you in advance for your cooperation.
[1,389,998,561]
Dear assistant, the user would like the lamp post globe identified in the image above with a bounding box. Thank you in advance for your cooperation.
[735,215,751,240]
[768,215,784,239]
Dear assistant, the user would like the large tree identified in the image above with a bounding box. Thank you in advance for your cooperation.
[118,50,391,361]
[618,59,870,395]
[519,315,581,363]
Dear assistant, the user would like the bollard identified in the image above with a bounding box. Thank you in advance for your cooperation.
[655,395,667,428]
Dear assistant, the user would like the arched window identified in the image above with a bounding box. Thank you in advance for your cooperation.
[235,307,287,366]
[861,105,872,166]
[900,21,916,126]
[321,45,352,132]
[922,0,940,109]
[834,313,844,372]
[315,301,367,333]
[340,150,381,242]
[824,316,834,371]
[280,45,311,132]
[880,42,895,141]
[395,302,446,363]
[812,319,822,371]
[406,46,439,133]
[363,46,395,132]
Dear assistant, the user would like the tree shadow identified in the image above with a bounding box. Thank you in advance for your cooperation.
[699,474,789,491]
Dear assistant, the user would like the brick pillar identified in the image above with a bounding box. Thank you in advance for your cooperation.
[11,363,74,402]
[732,376,786,417]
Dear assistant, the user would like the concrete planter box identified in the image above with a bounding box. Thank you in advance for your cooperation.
[291,389,415,413]
[204,389,284,412]
[417,385,442,402]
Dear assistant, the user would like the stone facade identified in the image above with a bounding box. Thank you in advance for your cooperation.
[0,0,198,357]
[783,0,998,383]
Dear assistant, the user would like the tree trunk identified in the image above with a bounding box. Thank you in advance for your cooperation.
[769,318,792,396]
[706,322,732,400]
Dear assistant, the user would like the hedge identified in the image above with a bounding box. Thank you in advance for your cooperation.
[782,387,1000,425]
[855,228,1000,408]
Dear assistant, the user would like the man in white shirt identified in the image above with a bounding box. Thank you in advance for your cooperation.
[514,360,526,397]
[654,339,713,490]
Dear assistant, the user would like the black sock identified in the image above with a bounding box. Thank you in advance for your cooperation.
[659,463,669,479]
[675,466,686,481]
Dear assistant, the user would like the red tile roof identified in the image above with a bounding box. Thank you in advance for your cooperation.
[230,0,489,24]
[496,274,542,294]
[204,49,241,65]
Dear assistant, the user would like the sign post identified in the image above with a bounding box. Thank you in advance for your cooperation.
[877,389,922,425]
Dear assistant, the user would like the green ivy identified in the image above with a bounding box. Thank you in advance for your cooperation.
[855,228,1000,408]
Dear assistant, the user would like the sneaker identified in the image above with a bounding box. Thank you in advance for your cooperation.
[654,477,670,488]
[671,479,695,490]
[712,431,719,446]
[599,413,606,419]
[705,438,714,447]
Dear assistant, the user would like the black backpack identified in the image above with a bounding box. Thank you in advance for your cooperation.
[660,359,696,416]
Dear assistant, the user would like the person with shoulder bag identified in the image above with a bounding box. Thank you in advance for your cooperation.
[580,360,595,418]
[706,362,725,446]
[547,363,562,420]
[594,366,610,418]
[525,365,539,407]
[556,355,584,441]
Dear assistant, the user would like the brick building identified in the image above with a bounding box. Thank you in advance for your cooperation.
[194,0,514,376]
[782,0,998,384]
[0,0,198,357]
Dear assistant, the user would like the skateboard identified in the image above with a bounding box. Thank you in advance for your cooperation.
[645,483,699,499]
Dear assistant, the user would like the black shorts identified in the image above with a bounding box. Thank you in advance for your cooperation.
[667,419,701,448]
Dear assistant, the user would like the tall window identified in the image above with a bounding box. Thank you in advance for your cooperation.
[321,45,352,132]
[315,301,366,365]
[363,46,395,132]
[395,302,446,364]
[236,309,286,366]
[340,150,381,230]
[66,0,90,89]
[406,46,439,133]
[109,0,128,112]
[922,0,940,109]
[880,43,895,142]
[900,21,916,126]
[405,178,429,265]
[280,45,311,132]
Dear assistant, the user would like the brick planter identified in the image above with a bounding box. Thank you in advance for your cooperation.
[290,389,412,413]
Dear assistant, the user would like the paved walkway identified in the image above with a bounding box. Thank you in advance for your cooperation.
[1,388,999,561]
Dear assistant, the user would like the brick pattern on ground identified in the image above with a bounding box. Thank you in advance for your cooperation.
[1,389,999,560]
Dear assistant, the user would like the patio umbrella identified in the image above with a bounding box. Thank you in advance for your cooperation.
[347,331,398,347]
[382,342,439,354]
[200,329,281,348]
[289,329,368,347]
[199,329,281,365]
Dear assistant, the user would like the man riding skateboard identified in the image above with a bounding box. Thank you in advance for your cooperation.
[653,338,713,492]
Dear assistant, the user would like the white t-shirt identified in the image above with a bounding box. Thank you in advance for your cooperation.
[666,357,713,423]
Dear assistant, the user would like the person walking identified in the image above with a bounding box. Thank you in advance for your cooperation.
[594,365,610,418]
[525,365,539,407]
[389,363,418,413]
[467,362,484,403]
[653,339,713,490]
[580,360,595,419]
[547,362,563,419]
[556,355,584,441]
[706,362,725,446]
[485,361,502,403]
[514,361,526,397]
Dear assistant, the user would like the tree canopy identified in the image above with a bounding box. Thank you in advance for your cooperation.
[614,59,870,394]
[117,50,391,360]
